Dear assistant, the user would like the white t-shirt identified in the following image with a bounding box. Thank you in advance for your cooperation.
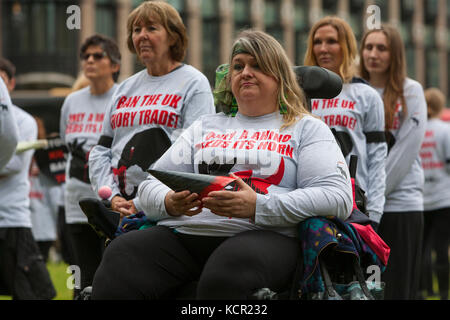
[138,111,353,238]
[29,167,61,241]
[0,105,37,228]
[0,78,18,169]
[420,118,450,211]
[311,80,387,223]
[374,78,427,212]
[88,64,215,210]
[60,85,118,223]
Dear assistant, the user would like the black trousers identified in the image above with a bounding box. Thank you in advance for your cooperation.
[36,241,54,263]
[57,207,76,266]
[378,211,423,300]
[66,223,105,295]
[0,228,56,299]
[91,226,300,300]
[421,208,450,299]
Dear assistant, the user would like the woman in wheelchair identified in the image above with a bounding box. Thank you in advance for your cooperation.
[90,30,353,300]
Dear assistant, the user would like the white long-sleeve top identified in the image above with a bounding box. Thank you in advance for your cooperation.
[0,78,18,169]
[374,78,427,212]
[0,105,37,228]
[88,65,215,210]
[420,118,450,211]
[311,81,387,223]
[138,111,353,238]
[59,85,118,223]
[29,165,61,241]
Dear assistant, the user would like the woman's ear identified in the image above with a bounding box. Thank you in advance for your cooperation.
[111,63,120,74]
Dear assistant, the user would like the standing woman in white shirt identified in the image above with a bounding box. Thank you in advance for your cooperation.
[88,1,215,218]
[303,16,387,229]
[419,88,449,300]
[60,34,121,298]
[360,24,427,300]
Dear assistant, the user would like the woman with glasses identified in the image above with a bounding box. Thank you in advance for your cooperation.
[59,33,121,299]
[88,1,214,218]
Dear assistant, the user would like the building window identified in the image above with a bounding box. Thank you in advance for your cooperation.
[132,0,188,74]
[96,0,117,39]
[234,0,251,34]
[424,0,439,25]
[373,0,389,22]
[426,49,440,88]
[166,0,187,28]
[350,0,365,41]
[294,0,309,65]
[423,0,439,88]
[400,0,415,78]
[321,0,338,17]
[424,25,439,87]
[405,46,415,79]
[401,0,415,21]
[1,0,80,85]
[264,0,283,44]
[202,0,220,85]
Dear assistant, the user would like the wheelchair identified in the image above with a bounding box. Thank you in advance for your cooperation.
[77,185,385,301]
[76,66,387,300]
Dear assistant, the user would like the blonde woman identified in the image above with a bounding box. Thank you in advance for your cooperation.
[91,30,352,300]
[304,16,387,230]
[360,24,427,300]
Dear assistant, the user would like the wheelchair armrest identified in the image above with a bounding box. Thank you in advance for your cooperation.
[78,197,121,240]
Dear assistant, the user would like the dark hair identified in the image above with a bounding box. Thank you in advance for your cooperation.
[80,34,121,81]
[0,58,16,80]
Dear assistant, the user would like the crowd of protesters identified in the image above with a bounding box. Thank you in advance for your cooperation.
[0,1,448,300]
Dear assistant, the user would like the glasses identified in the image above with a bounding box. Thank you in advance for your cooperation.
[81,52,107,61]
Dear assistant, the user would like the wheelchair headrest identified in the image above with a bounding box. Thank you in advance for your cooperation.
[293,66,342,100]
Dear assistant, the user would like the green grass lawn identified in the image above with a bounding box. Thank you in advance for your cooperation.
[48,261,74,300]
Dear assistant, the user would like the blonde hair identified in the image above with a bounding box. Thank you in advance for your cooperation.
[359,24,407,130]
[303,16,358,83]
[425,88,446,119]
[126,1,188,62]
[214,30,309,130]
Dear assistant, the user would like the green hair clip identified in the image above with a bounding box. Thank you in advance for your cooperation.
[213,64,237,116]
[279,96,288,114]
